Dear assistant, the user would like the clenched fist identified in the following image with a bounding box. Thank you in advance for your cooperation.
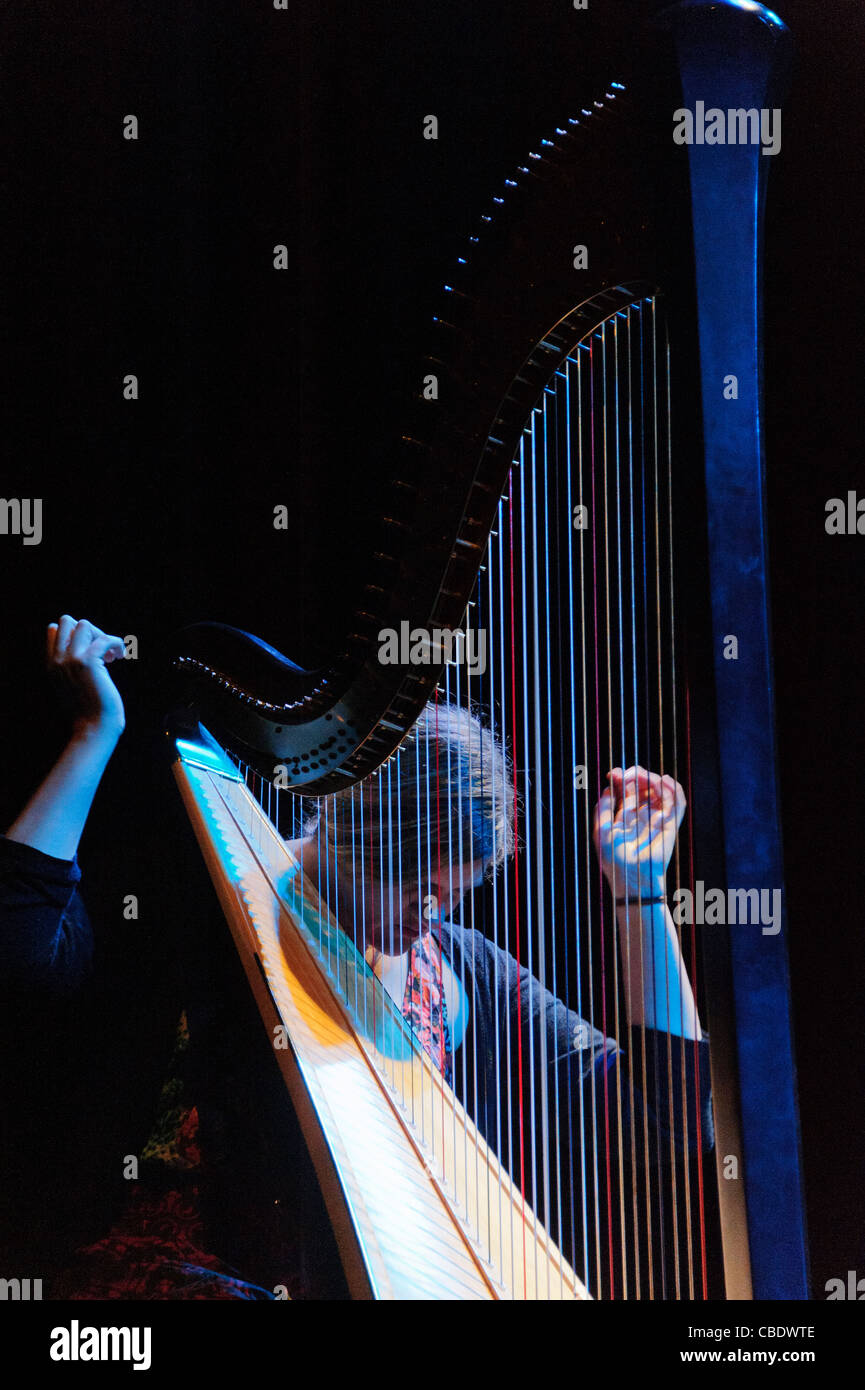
[47,615,126,739]
[593,765,686,901]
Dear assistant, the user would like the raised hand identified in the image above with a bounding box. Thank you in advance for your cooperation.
[593,765,685,900]
[5,616,127,859]
[47,615,126,738]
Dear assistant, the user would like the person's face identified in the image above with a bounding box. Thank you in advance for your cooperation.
[348,856,487,955]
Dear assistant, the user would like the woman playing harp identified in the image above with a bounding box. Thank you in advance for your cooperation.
[289,698,712,1285]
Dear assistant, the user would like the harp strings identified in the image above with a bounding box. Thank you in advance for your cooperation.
[619,303,648,1299]
[470,292,703,1297]
[230,295,708,1299]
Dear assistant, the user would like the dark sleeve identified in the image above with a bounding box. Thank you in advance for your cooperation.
[554,1032,714,1296]
[470,929,618,1076]
[505,950,713,1173]
[592,1027,714,1161]
[454,925,712,1163]
[0,834,94,996]
[477,929,713,1160]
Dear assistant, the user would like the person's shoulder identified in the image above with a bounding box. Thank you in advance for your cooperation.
[436,919,504,980]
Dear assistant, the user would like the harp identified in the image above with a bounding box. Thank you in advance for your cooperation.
[168,0,808,1300]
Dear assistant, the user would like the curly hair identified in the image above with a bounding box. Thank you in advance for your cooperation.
[303,700,518,889]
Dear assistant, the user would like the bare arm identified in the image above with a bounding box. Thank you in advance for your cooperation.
[594,765,703,1042]
[5,616,126,861]
[614,897,702,1041]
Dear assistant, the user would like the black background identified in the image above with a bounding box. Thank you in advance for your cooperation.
[1,0,863,1298]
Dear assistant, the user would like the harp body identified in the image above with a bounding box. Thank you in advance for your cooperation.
[169,1,808,1299]
[173,733,589,1299]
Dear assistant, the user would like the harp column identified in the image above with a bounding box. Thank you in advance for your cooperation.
[666,0,808,1299]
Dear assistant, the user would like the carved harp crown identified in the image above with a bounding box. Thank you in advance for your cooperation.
[169,0,807,1300]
